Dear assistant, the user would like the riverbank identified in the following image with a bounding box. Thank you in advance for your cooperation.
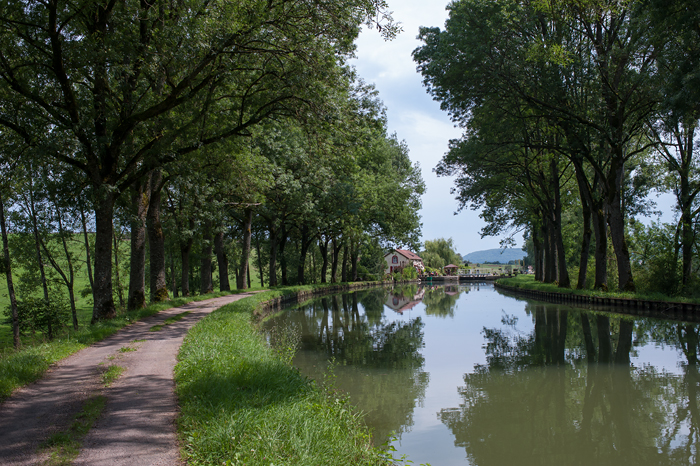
[496,275,700,321]
[175,283,400,466]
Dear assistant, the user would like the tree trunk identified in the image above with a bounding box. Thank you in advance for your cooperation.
[319,235,329,284]
[27,183,49,303]
[268,219,278,286]
[200,219,213,294]
[170,246,178,298]
[331,238,342,283]
[1,193,20,348]
[215,230,231,291]
[128,179,148,310]
[552,158,570,288]
[532,227,543,282]
[180,237,193,296]
[279,224,288,286]
[297,224,311,285]
[147,169,168,302]
[79,203,95,293]
[55,206,78,329]
[350,242,359,281]
[92,191,117,322]
[592,205,608,290]
[341,244,348,282]
[237,208,253,290]
[255,231,264,288]
[543,222,555,283]
[577,187,592,289]
[113,227,125,308]
[606,184,635,291]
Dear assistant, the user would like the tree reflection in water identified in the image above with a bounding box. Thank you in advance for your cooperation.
[439,305,700,466]
[265,288,429,445]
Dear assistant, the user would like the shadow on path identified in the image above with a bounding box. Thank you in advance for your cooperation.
[0,292,262,466]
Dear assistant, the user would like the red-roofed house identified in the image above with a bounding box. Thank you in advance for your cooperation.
[384,249,424,275]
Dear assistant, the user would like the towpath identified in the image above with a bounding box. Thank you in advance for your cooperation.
[0,292,261,466]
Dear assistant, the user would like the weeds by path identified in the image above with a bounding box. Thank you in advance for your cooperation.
[39,395,107,466]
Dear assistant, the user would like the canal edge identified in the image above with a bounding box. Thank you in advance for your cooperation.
[495,282,700,323]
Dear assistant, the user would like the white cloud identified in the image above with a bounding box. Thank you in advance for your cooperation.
[350,1,509,253]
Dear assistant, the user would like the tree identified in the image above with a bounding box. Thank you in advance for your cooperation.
[414,0,658,291]
[421,238,462,271]
[0,0,399,321]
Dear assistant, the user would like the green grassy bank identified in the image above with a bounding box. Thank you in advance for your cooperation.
[0,290,240,402]
[497,274,700,304]
[175,287,399,466]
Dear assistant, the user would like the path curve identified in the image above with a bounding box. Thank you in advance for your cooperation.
[0,292,261,466]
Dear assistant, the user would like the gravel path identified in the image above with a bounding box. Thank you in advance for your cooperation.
[0,292,261,466]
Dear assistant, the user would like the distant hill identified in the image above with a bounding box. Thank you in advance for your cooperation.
[461,248,526,264]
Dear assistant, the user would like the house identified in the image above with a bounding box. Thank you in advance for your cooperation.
[384,249,425,275]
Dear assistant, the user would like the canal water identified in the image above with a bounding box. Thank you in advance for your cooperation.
[262,284,700,466]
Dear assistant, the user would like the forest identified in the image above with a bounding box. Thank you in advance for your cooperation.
[0,0,425,349]
[414,0,700,295]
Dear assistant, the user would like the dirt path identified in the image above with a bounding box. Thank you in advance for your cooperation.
[0,292,262,466]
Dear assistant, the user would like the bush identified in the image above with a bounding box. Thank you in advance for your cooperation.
[4,297,69,339]
[402,266,418,280]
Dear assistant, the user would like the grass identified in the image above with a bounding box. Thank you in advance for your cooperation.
[0,290,239,402]
[39,395,107,466]
[175,286,398,466]
[497,274,700,304]
[101,365,125,387]
[150,311,191,332]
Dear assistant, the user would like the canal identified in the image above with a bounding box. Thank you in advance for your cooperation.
[263,283,700,466]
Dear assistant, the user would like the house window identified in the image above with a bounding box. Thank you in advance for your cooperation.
[392,256,398,264]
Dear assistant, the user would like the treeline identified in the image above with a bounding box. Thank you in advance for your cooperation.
[414,0,700,294]
[0,1,425,349]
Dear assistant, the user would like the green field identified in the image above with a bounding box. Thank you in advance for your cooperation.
[0,234,263,348]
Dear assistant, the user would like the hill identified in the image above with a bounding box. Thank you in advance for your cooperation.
[461,248,526,264]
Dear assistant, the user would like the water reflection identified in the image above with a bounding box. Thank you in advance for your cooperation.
[441,304,700,466]
[265,285,700,465]
[265,289,429,444]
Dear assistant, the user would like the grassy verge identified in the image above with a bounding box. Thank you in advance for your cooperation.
[497,274,700,304]
[0,290,240,402]
[175,287,396,466]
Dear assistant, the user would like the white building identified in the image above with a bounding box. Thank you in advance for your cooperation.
[384,249,424,275]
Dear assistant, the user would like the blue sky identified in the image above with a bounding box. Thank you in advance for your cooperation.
[350,1,676,255]
[350,1,514,255]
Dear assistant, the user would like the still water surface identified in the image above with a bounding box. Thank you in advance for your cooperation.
[264,283,700,465]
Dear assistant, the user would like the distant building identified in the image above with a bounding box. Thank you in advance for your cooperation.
[384,249,424,275]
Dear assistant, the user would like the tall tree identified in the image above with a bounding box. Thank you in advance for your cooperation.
[0,0,398,321]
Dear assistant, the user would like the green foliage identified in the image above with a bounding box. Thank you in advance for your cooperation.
[402,266,418,280]
[6,297,69,339]
[630,222,682,296]
[420,238,462,270]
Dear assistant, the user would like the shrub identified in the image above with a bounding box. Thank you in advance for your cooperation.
[4,297,69,339]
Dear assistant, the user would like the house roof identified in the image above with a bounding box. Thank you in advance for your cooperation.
[393,249,422,261]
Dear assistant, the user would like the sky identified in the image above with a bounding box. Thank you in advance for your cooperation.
[349,1,509,256]
[349,0,677,256]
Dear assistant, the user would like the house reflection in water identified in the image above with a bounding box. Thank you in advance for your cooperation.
[385,287,426,314]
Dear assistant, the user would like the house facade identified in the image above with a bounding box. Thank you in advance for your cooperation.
[384,249,425,275]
